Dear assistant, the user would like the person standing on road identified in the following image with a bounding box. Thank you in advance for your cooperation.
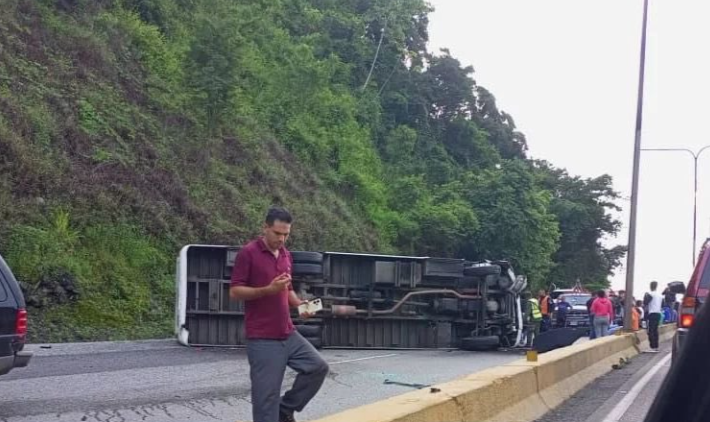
[617,290,626,325]
[538,290,554,332]
[586,295,597,339]
[643,281,663,352]
[555,296,572,328]
[631,306,641,331]
[590,290,614,338]
[523,291,542,348]
[662,285,677,312]
[635,299,645,328]
[230,207,329,422]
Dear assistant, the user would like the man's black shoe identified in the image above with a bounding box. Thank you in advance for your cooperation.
[279,410,296,422]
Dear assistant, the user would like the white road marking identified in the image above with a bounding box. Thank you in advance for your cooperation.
[602,352,671,422]
[329,353,399,365]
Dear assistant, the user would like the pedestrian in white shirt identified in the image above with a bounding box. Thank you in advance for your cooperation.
[643,281,664,352]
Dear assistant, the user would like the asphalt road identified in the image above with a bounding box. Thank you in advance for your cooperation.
[0,339,521,422]
[535,341,672,422]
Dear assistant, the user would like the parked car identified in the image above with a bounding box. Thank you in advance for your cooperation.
[671,239,709,362]
[644,272,710,422]
[550,288,576,300]
[0,253,32,376]
[553,293,593,328]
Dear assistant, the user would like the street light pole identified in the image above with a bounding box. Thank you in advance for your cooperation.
[641,145,710,266]
[623,0,650,332]
[695,154,698,263]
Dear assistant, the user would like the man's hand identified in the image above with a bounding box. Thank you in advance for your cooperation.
[297,297,319,319]
[230,273,292,301]
[267,273,291,294]
[299,303,316,319]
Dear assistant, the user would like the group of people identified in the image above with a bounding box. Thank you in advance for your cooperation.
[523,290,576,337]
[522,291,552,347]
[524,289,617,341]
[524,281,677,352]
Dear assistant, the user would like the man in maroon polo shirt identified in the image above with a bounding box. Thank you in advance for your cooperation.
[230,207,328,422]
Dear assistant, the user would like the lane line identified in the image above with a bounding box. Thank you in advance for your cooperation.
[329,353,399,365]
[602,352,671,422]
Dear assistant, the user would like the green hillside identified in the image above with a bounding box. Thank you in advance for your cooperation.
[0,0,625,342]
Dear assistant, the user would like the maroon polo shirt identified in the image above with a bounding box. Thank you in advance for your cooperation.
[230,237,295,340]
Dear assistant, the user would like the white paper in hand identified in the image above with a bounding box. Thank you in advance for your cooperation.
[298,298,323,315]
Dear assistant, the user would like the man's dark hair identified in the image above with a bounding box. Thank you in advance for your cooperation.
[522,291,532,300]
[265,206,292,226]
[650,281,658,291]
[597,290,606,298]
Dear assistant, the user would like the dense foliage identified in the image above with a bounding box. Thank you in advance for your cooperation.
[0,0,625,341]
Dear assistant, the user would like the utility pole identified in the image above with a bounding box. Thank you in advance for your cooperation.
[624,0,650,332]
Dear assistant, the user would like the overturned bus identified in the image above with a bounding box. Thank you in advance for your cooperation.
[175,245,529,351]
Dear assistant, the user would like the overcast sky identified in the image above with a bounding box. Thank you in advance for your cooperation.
[427,0,710,297]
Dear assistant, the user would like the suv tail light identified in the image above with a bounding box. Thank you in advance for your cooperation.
[679,297,696,329]
[15,308,27,338]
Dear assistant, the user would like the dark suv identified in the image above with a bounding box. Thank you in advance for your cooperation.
[671,238,709,362]
[552,293,593,328]
[0,253,32,376]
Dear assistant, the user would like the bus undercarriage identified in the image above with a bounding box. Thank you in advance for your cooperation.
[175,245,529,351]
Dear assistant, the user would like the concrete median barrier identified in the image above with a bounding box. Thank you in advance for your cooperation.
[309,325,676,422]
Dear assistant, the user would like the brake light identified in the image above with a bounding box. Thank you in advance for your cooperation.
[680,314,694,328]
[679,297,696,329]
[15,308,27,337]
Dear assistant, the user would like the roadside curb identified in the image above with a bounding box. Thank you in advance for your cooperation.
[307,325,676,422]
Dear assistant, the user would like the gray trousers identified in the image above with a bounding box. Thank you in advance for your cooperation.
[247,331,329,422]
[594,316,610,338]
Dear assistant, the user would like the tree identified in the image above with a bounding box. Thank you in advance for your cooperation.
[474,87,528,159]
[534,160,627,289]
[186,7,242,132]
[463,161,560,288]
[0,0,629,341]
